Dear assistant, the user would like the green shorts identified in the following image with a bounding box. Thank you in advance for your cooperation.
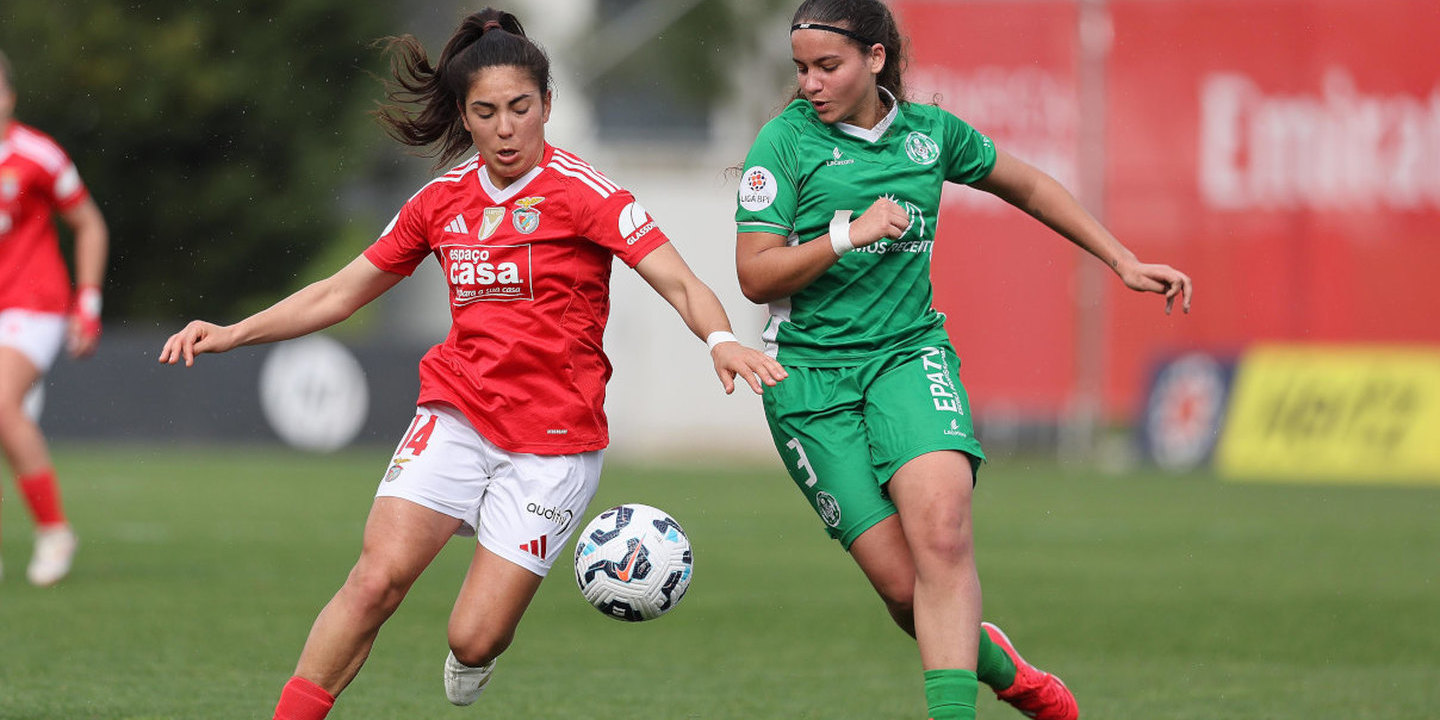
[762,342,985,548]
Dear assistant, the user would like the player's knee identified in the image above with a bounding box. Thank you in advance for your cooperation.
[910,526,974,566]
[449,628,514,667]
[874,574,915,611]
[342,563,411,617]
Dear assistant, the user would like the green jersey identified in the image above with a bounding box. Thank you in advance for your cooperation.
[736,95,996,366]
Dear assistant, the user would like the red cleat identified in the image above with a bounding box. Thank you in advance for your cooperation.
[983,622,1079,720]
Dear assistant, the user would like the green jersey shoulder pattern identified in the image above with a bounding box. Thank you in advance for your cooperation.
[735,96,997,366]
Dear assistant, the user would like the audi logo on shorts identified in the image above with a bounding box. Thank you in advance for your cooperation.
[527,501,575,531]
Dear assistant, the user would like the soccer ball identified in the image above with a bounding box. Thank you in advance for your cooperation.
[573,503,693,622]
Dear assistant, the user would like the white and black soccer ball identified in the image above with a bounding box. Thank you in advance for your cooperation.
[573,503,692,622]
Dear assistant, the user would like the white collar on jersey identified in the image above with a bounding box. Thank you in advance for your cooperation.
[833,87,899,144]
[478,155,545,204]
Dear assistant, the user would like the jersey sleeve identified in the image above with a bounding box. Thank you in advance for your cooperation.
[576,184,671,268]
[734,117,800,237]
[363,190,433,276]
[49,161,89,211]
[941,111,998,186]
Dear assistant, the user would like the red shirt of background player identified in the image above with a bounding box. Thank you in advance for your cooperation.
[0,121,90,314]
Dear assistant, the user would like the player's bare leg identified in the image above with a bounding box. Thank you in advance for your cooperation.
[443,544,545,705]
[289,498,460,696]
[888,450,982,720]
[853,466,1077,720]
[0,347,51,475]
[0,347,76,586]
[849,515,920,633]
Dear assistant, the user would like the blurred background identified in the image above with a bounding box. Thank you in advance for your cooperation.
[2,3,1437,719]
[3,0,1437,481]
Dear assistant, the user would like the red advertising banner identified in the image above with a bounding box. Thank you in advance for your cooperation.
[895,1,1084,419]
[1105,0,1440,417]
[896,0,1440,423]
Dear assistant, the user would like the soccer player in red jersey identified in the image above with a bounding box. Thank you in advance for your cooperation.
[158,9,786,719]
[0,49,109,586]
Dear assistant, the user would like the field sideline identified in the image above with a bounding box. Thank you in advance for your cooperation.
[1,444,1436,719]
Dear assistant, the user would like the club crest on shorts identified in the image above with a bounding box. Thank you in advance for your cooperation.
[512,196,544,234]
[815,491,842,528]
[480,206,506,240]
[383,459,408,482]
[905,131,941,166]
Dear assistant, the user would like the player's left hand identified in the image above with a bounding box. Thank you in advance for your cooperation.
[1117,259,1193,315]
[711,342,788,395]
[66,314,101,359]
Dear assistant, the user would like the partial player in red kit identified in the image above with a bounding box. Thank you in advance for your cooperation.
[159,9,785,719]
[0,49,110,586]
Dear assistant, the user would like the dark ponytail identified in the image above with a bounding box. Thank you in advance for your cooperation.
[791,0,908,103]
[375,8,552,169]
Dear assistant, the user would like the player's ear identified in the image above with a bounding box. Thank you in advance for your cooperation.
[866,43,886,77]
[541,90,552,122]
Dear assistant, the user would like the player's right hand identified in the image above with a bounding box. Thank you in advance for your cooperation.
[158,321,237,367]
[847,196,912,248]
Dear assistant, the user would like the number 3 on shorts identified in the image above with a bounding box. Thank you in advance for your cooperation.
[784,437,818,488]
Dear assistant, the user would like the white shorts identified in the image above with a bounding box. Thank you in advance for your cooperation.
[375,402,603,576]
[0,309,66,373]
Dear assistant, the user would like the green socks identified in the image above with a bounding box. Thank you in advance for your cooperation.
[977,629,1018,690]
[923,668,978,720]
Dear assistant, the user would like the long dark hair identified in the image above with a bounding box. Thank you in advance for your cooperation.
[791,0,908,103]
[375,8,552,170]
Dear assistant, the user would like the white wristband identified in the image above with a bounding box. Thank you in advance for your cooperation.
[705,331,739,350]
[76,286,103,319]
[829,210,855,256]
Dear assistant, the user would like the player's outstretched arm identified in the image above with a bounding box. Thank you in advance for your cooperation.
[158,255,404,367]
[634,243,787,395]
[972,149,1193,314]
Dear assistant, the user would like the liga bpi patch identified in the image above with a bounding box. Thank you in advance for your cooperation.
[441,243,534,304]
[738,166,778,211]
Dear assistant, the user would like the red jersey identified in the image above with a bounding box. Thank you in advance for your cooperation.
[364,145,671,454]
[0,121,90,313]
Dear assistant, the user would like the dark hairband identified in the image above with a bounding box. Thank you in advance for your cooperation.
[791,22,877,47]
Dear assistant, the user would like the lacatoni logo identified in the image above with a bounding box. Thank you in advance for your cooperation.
[618,201,657,245]
[739,166,778,211]
[443,244,534,304]
[527,501,575,531]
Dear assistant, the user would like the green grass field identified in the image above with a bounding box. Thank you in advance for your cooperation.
[1,444,1436,719]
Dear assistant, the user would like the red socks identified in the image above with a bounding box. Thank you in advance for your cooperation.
[17,468,66,527]
[273,676,335,720]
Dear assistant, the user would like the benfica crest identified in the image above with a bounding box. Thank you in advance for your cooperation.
[512,196,545,234]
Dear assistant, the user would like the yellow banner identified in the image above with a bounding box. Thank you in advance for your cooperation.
[1216,344,1440,483]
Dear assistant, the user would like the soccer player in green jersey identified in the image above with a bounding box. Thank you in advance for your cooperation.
[734,2,1193,719]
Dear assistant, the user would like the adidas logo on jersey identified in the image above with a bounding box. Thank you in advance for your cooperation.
[445,214,469,235]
